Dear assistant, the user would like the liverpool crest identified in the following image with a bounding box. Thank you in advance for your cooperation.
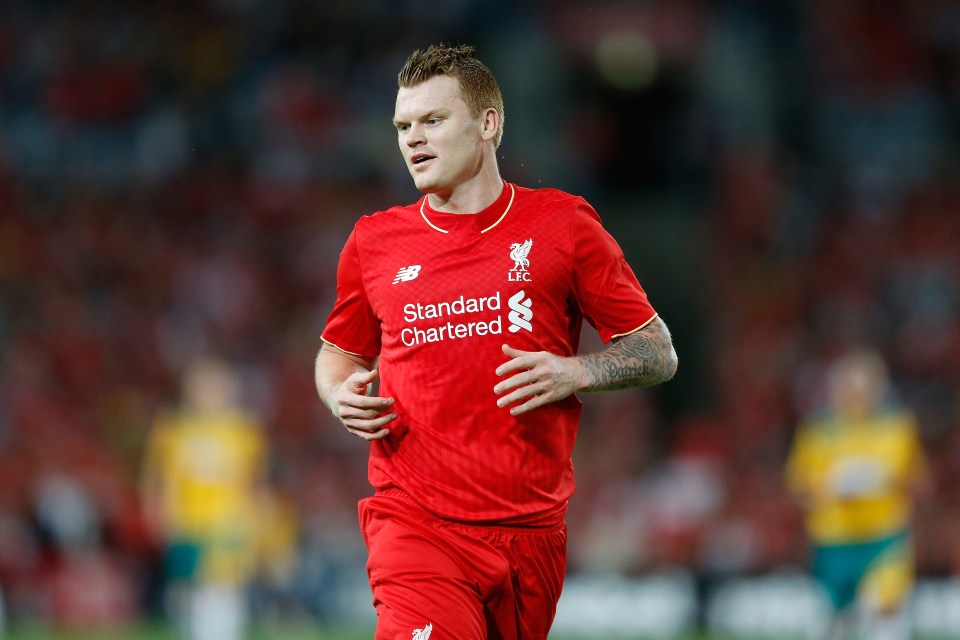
[508,239,533,282]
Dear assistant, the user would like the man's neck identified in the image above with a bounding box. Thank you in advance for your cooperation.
[426,164,504,214]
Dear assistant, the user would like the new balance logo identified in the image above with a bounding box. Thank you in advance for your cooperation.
[507,290,533,333]
[412,623,433,640]
[393,265,421,284]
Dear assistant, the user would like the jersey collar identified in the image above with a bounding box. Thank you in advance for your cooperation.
[419,182,516,235]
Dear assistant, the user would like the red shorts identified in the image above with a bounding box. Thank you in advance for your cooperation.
[358,489,567,640]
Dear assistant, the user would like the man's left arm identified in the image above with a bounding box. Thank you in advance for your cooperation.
[494,315,677,416]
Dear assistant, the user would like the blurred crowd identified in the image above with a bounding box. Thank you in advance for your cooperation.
[0,0,959,632]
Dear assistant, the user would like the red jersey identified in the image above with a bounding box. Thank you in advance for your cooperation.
[322,182,657,526]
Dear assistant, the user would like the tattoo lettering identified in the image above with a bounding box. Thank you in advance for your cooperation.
[580,317,677,391]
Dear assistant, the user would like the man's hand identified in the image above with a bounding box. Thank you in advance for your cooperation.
[332,368,396,440]
[494,344,585,416]
[316,344,396,441]
[492,318,678,416]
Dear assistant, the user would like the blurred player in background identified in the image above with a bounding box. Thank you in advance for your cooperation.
[786,349,929,640]
[142,357,269,640]
[315,43,677,640]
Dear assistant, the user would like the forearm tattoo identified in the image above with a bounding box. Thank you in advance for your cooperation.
[580,317,678,391]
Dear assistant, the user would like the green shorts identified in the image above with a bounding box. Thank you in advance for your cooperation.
[813,531,912,611]
[164,535,257,586]
[164,540,202,582]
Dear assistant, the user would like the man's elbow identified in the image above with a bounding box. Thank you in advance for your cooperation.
[658,344,679,384]
[645,316,677,384]
[665,347,679,382]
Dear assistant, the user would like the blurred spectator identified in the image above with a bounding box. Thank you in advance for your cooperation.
[786,349,930,640]
[141,357,271,640]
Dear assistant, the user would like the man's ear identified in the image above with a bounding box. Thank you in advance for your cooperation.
[480,107,499,143]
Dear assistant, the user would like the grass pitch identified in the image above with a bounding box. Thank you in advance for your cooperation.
[1,623,726,640]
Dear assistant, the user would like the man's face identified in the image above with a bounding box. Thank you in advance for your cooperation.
[394,75,485,196]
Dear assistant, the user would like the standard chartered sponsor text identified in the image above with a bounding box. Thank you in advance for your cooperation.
[401,317,503,346]
[401,292,502,346]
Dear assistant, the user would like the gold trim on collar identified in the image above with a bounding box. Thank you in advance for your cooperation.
[419,200,449,233]
[419,183,516,235]
[480,183,515,234]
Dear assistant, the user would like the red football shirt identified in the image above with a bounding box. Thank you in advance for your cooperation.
[322,182,657,526]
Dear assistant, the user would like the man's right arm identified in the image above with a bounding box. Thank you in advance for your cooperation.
[315,343,396,441]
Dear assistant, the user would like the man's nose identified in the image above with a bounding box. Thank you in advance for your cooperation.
[405,123,425,146]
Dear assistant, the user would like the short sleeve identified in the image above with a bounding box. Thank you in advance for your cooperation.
[320,228,382,359]
[572,201,657,342]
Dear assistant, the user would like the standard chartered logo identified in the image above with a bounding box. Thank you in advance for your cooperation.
[507,290,533,333]
[398,290,533,346]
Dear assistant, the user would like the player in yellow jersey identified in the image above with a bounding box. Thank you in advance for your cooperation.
[142,357,269,640]
[786,349,929,640]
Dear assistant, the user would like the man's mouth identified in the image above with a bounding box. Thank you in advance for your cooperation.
[412,153,434,165]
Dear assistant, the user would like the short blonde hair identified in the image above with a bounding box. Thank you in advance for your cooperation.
[398,44,505,148]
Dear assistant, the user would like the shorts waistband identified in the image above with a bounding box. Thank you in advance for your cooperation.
[376,487,566,535]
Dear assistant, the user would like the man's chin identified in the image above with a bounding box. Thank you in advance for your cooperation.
[412,176,441,194]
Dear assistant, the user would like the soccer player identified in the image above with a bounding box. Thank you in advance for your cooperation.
[786,349,929,640]
[141,357,269,640]
[315,44,678,640]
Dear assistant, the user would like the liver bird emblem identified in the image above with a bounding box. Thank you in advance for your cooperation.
[509,239,533,272]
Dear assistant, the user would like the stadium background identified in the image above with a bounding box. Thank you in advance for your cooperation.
[1,0,960,638]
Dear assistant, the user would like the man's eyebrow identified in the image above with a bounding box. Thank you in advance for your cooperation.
[394,108,450,124]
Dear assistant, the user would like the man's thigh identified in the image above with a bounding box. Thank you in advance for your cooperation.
[360,494,492,640]
[479,522,567,640]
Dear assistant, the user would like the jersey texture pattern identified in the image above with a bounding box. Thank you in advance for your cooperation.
[323,183,656,525]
